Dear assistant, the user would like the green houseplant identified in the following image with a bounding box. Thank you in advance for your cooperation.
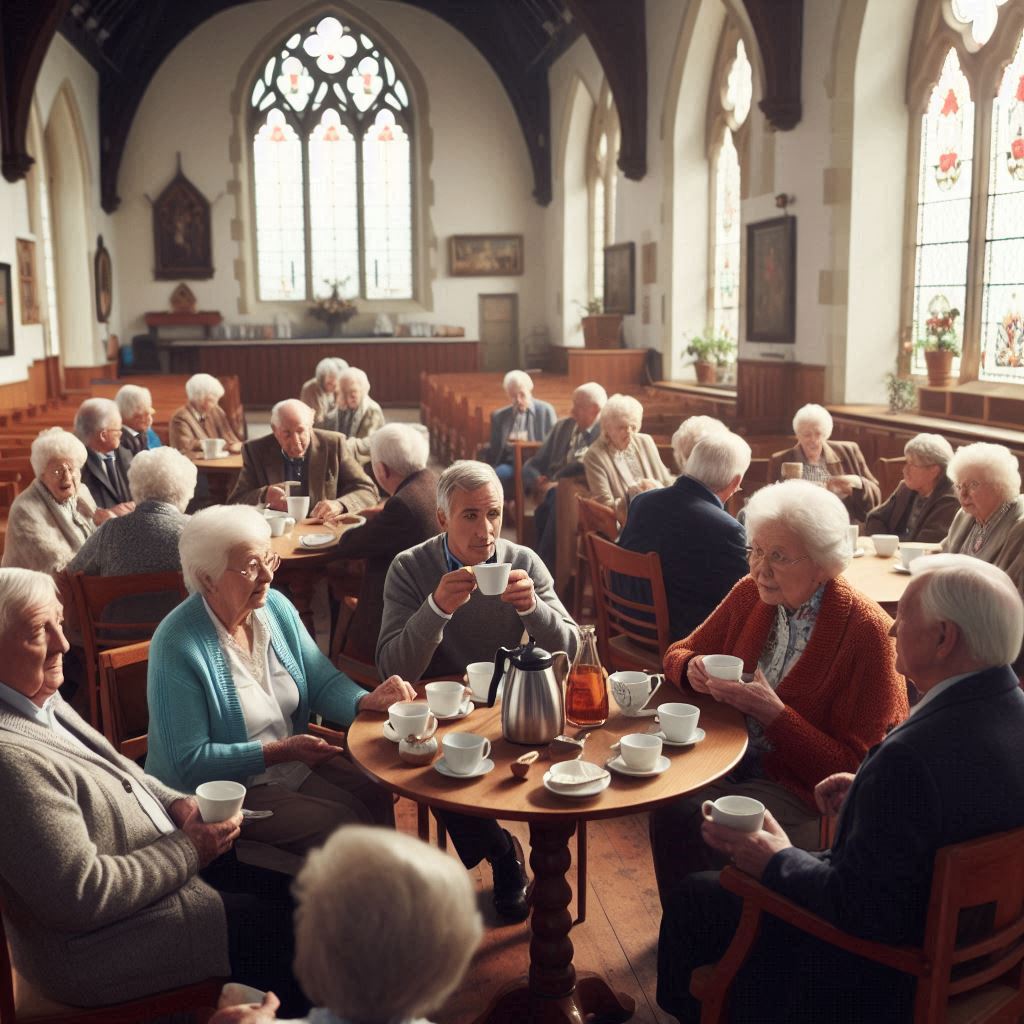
[686,329,735,385]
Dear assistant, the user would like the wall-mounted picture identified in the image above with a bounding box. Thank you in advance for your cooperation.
[153,161,213,280]
[746,215,796,343]
[95,235,113,323]
[603,241,635,315]
[16,239,39,325]
[449,234,524,276]
[0,263,13,357]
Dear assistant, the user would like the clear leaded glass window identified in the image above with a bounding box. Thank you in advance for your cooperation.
[249,16,413,302]
[589,85,618,309]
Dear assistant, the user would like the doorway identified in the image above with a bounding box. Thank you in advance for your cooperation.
[479,294,519,372]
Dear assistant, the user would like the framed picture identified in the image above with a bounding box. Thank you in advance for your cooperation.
[746,216,796,343]
[153,164,213,280]
[0,263,13,357]
[95,235,113,323]
[15,239,39,325]
[448,235,523,276]
[603,241,635,315]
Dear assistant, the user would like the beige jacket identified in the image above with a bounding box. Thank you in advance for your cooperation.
[322,398,386,463]
[583,432,674,522]
[168,403,241,453]
[1,478,96,574]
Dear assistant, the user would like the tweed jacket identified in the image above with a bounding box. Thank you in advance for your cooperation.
[769,440,881,524]
[80,445,133,509]
[583,432,675,523]
[522,415,601,490]
[377,534,578,682]
[0,478,96,573]
[334,468,440,662]
[487,400,557,465]
[664,575,908,809]
[299,378,337,424]
[864,477,959,543]
[0,697,227,1007]
[940,495,1024,596]
[169,403,241,453]
[322,398,386,463]
[227,429,379,512]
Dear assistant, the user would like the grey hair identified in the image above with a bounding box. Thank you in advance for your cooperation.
[271,398,315,429]
[339,366,370,394]
[178,505,270,593]
[437,460,502,517]
[127,448,198,510]
[573,382,608,408]
[293,827,482,1024]
[185,373,224,403]
[904,432,954,468]
[792,403,834,439]
[315,357,347,385]
[73,398,119,443]
[672,415,728,472]
[0,568,59,637]
[745,480,851,576]
[910,554,1024,666]
[30,427,88,477]
[115,384,153,419]
[686,432,752,493]
[503,369,534,393]
[947,442,1021,504]
[370,423,429,478]
[601,393,644,431]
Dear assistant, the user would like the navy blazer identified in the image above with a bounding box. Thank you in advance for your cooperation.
[487,400,557,466]
[81,447,133,508]
[617,475,748,641]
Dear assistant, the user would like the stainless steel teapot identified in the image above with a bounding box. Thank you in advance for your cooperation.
[486,636,569,746]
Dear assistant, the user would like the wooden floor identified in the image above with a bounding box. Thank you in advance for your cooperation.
[394,800,676,1024]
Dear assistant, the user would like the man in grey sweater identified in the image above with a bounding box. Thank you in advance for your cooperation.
[377,461,579,922]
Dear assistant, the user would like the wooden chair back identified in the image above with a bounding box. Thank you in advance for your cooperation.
[572,495,619,619]
[576,495,618,541]
[97,641,152,762]
[877,455,907,498]
[513,439,542,544]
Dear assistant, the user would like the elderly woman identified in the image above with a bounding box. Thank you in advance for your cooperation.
[939,442,1024,594]
[770,403,880,523]
[211,827,482,1024]
[115,383,162,454]
[300,357,348,424]
[865,433,958,543]
[583,393,674,522]
[649,480,908,904]
[2,427,96,573]
[322,365,386,463]
[672,414,728,473]
[169,373,243,454]
[145,505,416,870]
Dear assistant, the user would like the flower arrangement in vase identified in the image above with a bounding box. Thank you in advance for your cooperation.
[916,295,960,386]
[310,278,358,337]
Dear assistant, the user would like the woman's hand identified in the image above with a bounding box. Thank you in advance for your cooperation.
[210,991,280,1024]
[704,667,785,726]
[360,675,417,712]
[263,734,338,767]
[815,772,856,817]
[686,655,712,694]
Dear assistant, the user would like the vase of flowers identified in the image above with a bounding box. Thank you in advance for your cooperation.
[310,278,358,337]
[917,296,960,387]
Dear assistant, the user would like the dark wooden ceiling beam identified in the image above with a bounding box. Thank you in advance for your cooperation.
[741,0,803,131]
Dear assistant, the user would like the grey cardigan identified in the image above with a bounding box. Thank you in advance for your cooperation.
[0,698,228,1006]
[940,496,1024,596]
[0,479,96,574]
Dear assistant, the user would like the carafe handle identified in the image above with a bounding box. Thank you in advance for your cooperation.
[487,647,512,708]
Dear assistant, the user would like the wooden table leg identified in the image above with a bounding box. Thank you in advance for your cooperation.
[472,818,634,1024]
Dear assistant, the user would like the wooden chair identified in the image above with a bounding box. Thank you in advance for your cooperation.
[878,455,907,498]
[98,641,151,761]
[691,826,1024,1023]
[587,533,671,672]
[512,439,542,544]
[573,495,619,619]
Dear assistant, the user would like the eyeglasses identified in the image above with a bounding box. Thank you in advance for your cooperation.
[232,552,281,581]
[745,545,810,569]
[953,480,987,494]
[45,464,75,479]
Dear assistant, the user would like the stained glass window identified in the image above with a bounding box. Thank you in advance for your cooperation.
[250,16,413,302]
[911,48,973,376]
[951,0,1009,48]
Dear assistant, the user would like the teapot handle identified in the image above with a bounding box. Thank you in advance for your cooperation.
[551,650,571,690]
[486,647,512,708]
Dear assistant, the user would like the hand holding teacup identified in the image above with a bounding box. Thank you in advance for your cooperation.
[500,568,536,614]
[700,805,792,880]
[686,653,743,693]
[433,566,479,614]
[360,674,418,712]
[704,666,785,726]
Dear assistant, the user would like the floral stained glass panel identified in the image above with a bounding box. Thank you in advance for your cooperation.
[713,127,741,349]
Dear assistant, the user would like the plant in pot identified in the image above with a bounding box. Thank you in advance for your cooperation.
[310,278,358,337]
[917,296,960,387]
[574,299,623,349]
[686,329,735,385]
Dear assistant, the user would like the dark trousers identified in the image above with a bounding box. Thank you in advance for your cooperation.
[535,487,558,571]
[435,810,508,867]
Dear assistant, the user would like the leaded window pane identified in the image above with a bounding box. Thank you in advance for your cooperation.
[362,111,413,299]
[713,127,741,346]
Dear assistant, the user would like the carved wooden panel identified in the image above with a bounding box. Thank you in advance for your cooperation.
[567,348,647,392]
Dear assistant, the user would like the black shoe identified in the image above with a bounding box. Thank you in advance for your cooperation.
[489,832,531,922]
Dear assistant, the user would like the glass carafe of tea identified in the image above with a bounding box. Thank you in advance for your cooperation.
[565,624,608,728]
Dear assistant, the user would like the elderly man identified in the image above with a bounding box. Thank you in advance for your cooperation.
[657,555,1024,1023]
[115,384,162,454]
[74,397,134,519]
[322,366,386,465]
[377,461,578,921]
[169,373,243,454]
[329,424,438,662]
[228,398,378,516]
[618,431,750,640]
[486,370,557,496]
[300,356,348,424]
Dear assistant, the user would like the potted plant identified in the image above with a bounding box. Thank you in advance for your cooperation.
[686,329,735,385]
[575,299,623,349]
[917,298,960,387]
[310,278,358,337]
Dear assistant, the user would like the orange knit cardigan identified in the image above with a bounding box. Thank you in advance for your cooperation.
[663,575,908,810]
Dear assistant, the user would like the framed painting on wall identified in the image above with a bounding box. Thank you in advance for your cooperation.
[603,241,635,315]
[95,235,113,323]
[0,263,13,357]
[746,215,796,342]
[15,239,39,325]
[153,161,213,280]
[449,235,524,276]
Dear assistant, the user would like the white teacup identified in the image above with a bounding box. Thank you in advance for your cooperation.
[658,702,700,743]
[609,670,657,715]
[847,524,860,555]
[701,794,766,833]
[873,534,899,557]
[703,654,743,681]
[265,513,295,538]
[442,732,491,775]
[425,680,471,717]
[196,780,246,823]
[388,701,436,741]
[781,462,803,480]
[466,661,496,702]
[202,437,226,459]
[287,495,311,521]
[473,562,512,595]
[898,541,933,569]
[619,733,663,771]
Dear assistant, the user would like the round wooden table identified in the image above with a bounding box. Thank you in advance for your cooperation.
[187,451,243,502]
[347,683,748,1024]
[842,536,930,613]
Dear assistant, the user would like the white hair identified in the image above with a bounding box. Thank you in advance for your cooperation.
[792,403,834,439]
[339,366,370,394]
[30,427,88,477]
[185,373,224,403]
[271,398,315,429]
[0,568,59,638]
[73,398,119,443]
[910,554,1024,666]
[437,460,501,517]
[315,357,348,385]
[503,370,534,394]
[370,423,429,478]
[947,442,1021,504]
[672,415,728,472]
[904,433,954,469]
[573,382,608,408]
[293,827,482,1024]
[178,505,270,593]
[686,432,752,493]
[127,448,198,510]
[745,480,851,576]
[601,394,644,432]
[115,384,153,419]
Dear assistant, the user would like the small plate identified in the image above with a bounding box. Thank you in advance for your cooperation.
[651,727,706,748]
[434,756,494,779]
[606,754,671,778]
[434,700,474,721]
[300,533,336,549]
[851,548,864,558]
[542,770,611,799]
[203,451,232,460]
[892,564,913,575]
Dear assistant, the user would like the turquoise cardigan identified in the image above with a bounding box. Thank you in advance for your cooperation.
[146,590,367,791]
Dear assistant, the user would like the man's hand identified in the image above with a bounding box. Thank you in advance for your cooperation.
[359,675,418,711]
[93,507,117,526]
[815,772,856,818]
[311,499,343,521]
[702,809,792,880]
[265,485,288,511]
[179,805,242,868]
[228,441,243,454]
[433,566,477,615]
[210,991,280,1024]
[264,734,338,767]
[110,502,136,517]
[501,569,537,614]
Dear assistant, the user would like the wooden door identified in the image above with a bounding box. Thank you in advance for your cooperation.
[479,294,519,372]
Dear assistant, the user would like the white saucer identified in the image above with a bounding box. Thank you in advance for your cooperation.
[383,720,402,742]
[892,564,913,574]
[652,727,706,747]
[201,451,231,460]
[434,701,473,721]
[434,756,494,779]
[300,533,336,548]
[851,548,864,558]
[606,754,671,777]
[542,770,611,798]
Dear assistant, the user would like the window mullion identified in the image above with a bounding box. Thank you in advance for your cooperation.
[962,81,993,382]
[356,126,367,299]
[302,132,314,302]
